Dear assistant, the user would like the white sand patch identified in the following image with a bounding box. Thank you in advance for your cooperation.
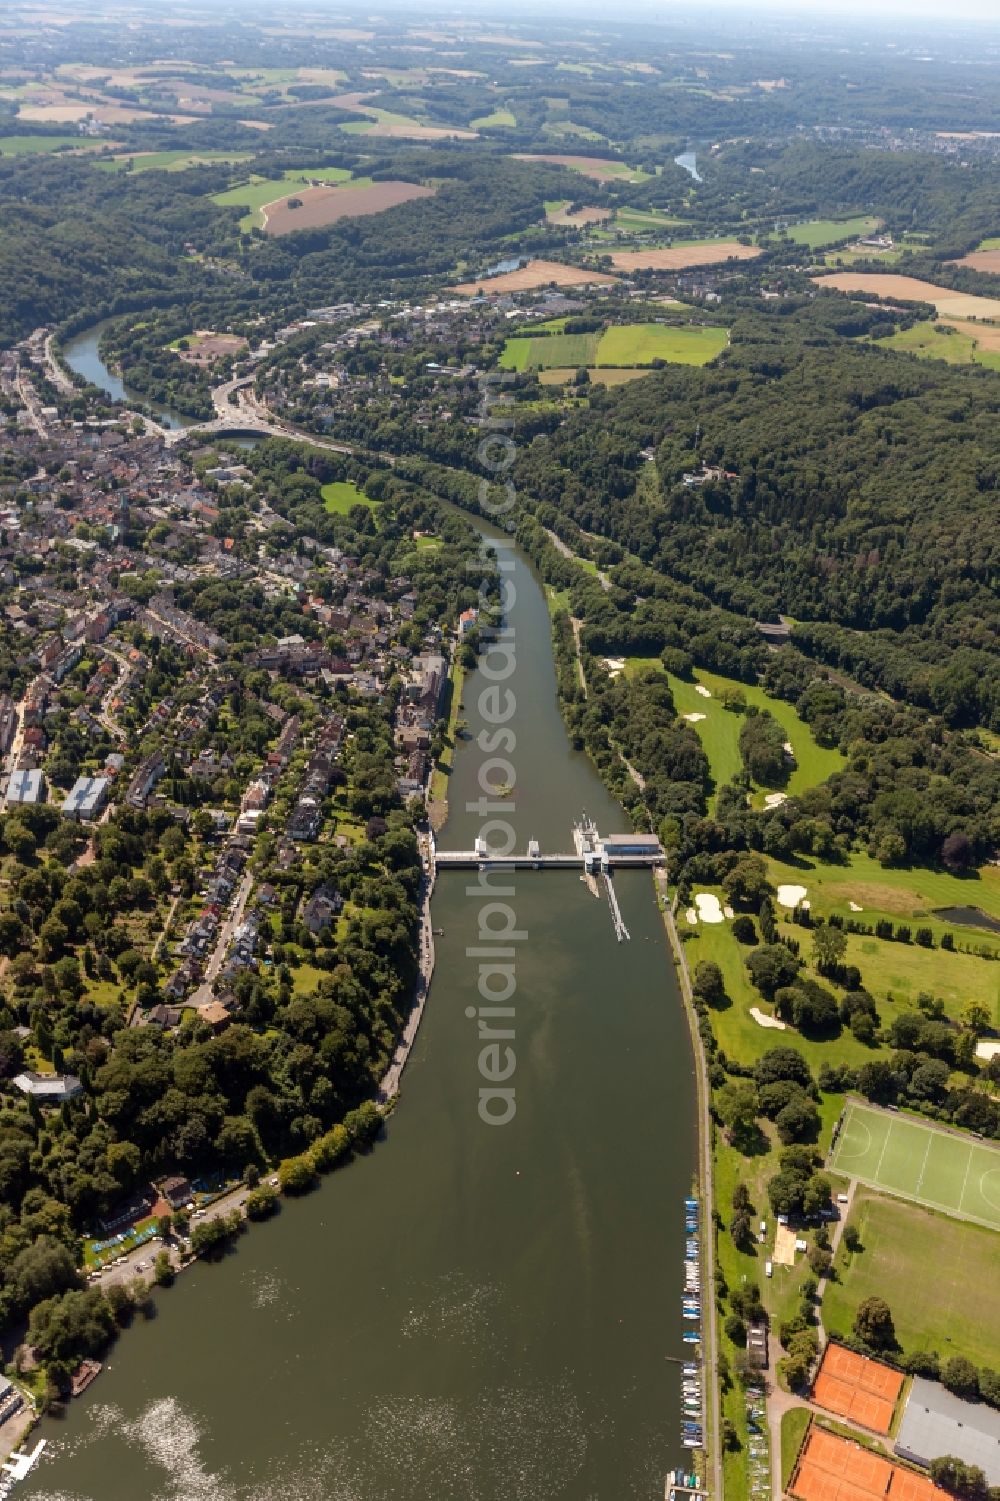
[783,740,794,755]
[603,656,625,676]
[694,892,724,924]
[683,711,707,722]
[723,905,734,919]
[695,684,712,698]
[776,883,808,908]
[849,901,863,912]
[764,792,788,809]
[751,1007,787,1031]
[686,907,698,925]
[976,1040,1000,1061]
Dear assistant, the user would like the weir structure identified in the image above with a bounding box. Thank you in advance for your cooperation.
[431,817,661,942]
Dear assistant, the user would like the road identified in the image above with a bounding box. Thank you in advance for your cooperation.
[378,828,436,1103]
[96,646,131,740]
[41,331,76,396]
[200,867,255,990]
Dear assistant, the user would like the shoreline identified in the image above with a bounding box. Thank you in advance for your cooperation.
[377,829,437,1103]
[658,874,723,1501]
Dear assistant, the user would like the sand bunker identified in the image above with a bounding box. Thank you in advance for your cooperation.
[683,712,707,722]
[695,685,712,698]
[849,901,864,912]
[776,884,808,908]
[764,792,788,809]
[751,1007,787,1031]
[694,893,724,923]
[723,905,735,919]
[686,907,698,925]
[976,1040,1000,1061]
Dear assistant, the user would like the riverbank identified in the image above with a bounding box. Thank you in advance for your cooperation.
[377,829,437,1103]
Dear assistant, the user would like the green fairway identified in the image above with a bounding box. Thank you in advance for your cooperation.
[596,323,728,366]
[0,134,88,154]
[785,215,882,249]
[763,851,1000,924]
[624,664,845,804]
[321,480,378,514]
[824,1188,1000,1372]
[829,1100,1000,1229]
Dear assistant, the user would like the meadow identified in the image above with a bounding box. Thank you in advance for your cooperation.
[0,134,91,154]
[824,1188,1000,1368]
[321,480,378,514]
[784,216,882,248]
[500,322,727,372]
[471,108,516,128]
[101,149,255,173]
[875,319,1000,372]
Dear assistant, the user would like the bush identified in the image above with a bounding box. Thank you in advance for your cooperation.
[245,1185,279,1221]
[732,915,757,945]
[278,1153,317,1194]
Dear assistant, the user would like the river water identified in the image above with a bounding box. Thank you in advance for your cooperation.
[24,518,696,1500]
[674,152,702,183]
[60,321,192,431]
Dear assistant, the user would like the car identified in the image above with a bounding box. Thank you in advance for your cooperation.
[269,1176,279,1188]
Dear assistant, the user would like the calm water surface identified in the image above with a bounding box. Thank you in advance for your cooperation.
[61,321,192,430]
[25,527,696,1501]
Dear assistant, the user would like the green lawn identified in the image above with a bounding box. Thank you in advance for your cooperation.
[875,320,1000,371]
[596,323,728,367]
[784,216,882,249]
[471,108,516,128]
[824,1187,1000,1369]
[0,134,96,155]
[624,664,845,805]
[976,237,1000,250]
[290,961,328,997]
[614,207,689,232]
[321,480,378,514]
[829,1101,1000,1229]
[781,1408,812,1489]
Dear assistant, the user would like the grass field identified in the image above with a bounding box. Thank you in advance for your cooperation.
[500,322,727,372]
[875,319,1000,372]
[824,1188,1000,1371]
[213,167,357,229]
[614,207,689,232]
[0,133,93,154]
[101,149,255,173]
[321,480,378,514]
[785,216,882,249]
[829,1100,1000,1229]
[470,108,516,128]
[782,1409,812,1489]
[597,323,728,365]
[624,663,846,804]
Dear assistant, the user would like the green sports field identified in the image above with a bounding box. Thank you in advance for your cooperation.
[830,1100,1000,1229]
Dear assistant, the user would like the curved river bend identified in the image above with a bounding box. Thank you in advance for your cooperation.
[25,505,696,1500]
[60,322,192,431]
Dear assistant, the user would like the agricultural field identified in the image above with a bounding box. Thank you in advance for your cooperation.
[613,206,689,232]
[511,152,648,181]
[610,241,762,271]
[452,258,618,295]
[539,367,650,386]
[331,91,477,140]
[814,272,1000,321]
[948,247,1000,274]
[544,200,610,226]
[500,322,727,372]
[828,1102,1000,1229]
[597,322,728,365]
[824,1188,1000,1370]
[783,216,882,248]
[321,481,378,514]
[262,181,434,235]
[0,133,95,154]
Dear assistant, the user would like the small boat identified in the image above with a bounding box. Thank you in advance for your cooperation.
[433,928,444,936]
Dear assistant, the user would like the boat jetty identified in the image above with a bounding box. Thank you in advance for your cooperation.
[0,1440,46,1498]
[679,1197,704,1452]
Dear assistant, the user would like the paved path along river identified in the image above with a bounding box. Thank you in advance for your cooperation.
[24,505,697,1501]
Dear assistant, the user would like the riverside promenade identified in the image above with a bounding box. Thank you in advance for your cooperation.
[378,827,436,1103]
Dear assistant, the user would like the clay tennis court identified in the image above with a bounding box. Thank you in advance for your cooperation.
[812,1344,903,1434]
[262,181,434,235]
[790,1427,939,1501]
[451,258,618,295]
[610,242,762,271]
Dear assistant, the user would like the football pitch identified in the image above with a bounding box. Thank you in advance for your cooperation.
[829,1100,1000,1230]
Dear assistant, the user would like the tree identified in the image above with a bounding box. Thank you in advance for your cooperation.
[692,960,726,1007]
[746,944,800,1000]
[278,1153,316,1194]
[153,1252,174,1287]
[843,1223,862,1253]
[245,1185,279,1220]
[716,1082,760,1151]
[942,1356,980,1400]
[811,924,847,974]
[853,1295,896,1350]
